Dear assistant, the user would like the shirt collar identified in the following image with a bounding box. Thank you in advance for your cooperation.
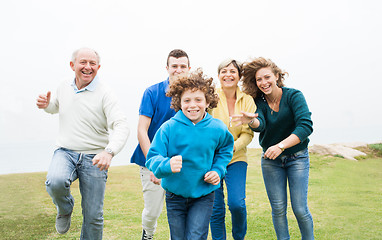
[71,75,99,93]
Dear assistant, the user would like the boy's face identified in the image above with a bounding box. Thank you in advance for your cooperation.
[181,89,209,124]
[167,56,190,83]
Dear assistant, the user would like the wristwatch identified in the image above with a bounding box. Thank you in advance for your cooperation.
[277,143,285,152]
[105,148,114,157]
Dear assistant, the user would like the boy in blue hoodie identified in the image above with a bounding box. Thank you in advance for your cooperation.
[145,69,234,240]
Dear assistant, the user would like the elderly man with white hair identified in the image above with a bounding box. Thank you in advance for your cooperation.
[36,47,129,239]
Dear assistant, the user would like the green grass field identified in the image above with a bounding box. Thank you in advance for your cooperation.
[0,146,381,240]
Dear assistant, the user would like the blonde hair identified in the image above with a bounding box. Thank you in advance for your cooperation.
[217,59,242,78]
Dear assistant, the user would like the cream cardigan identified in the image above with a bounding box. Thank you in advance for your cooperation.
[45,79,129,155]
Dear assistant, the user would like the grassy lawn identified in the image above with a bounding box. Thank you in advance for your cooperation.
[0,146,381,239]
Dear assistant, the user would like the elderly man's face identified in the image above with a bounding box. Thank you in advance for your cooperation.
[70,49,100,89]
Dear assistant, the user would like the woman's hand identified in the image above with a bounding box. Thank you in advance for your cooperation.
[264,145,283,160]
[231,111,259,127]
[264,134,301,160]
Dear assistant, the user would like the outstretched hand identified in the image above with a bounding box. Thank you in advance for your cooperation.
[231,111,258,127]
[36,91,51,109]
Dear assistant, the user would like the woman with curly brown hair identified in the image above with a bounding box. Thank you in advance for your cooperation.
[233,57,314,240]
[145,69,234,240]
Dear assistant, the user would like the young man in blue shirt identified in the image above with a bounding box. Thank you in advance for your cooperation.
[130,49,190,240]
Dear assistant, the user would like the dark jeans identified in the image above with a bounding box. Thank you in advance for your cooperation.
[166,191,215,240]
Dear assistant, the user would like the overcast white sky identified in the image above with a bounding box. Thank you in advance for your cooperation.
[1,0,381,173]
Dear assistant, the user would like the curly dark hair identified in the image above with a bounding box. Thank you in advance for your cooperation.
[241,57,287,99]
[166,68,219,112]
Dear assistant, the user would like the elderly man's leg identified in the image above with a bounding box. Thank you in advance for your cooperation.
[45,148,79,234]
[78,153,107,240]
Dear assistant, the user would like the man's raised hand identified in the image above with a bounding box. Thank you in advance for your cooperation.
[36,91,51,109]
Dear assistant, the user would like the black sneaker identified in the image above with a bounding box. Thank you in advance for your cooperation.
[142,229,153,240]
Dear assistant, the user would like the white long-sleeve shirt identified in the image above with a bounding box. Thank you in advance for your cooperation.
[45,77,129,155]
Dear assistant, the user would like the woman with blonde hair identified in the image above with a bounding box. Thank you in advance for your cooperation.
[209,59,256,240]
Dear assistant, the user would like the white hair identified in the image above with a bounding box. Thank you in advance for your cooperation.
[71,47,100,64]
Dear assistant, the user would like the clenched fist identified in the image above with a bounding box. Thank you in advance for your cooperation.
[36,91,51,109]
[170,155,182,173]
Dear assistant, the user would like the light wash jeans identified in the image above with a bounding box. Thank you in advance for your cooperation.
[140,166,166,236]
[210,161,248,240]
[45,148,107,240]
[261,148,314,240]
[166,191,215,240]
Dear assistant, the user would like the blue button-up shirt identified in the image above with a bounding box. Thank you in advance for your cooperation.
[71,75,99,93]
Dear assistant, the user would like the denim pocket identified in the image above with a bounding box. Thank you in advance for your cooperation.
[82,157,108,180]
[291,148,309,160]
[165,191,176,200]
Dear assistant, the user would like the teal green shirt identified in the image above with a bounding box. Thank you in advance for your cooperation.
[250,87,313,155]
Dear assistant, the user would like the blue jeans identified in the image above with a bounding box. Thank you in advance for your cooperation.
[166,191,215,240]
[45,148,107,240]
[261,148,314,240]
[210,161,247,240]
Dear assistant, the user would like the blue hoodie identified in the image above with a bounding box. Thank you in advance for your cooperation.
[146,110,234,198]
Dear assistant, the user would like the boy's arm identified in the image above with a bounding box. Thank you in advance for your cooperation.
[204,171,220,185]
[211,129,234,179]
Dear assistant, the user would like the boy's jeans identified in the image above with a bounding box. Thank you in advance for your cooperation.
[166,191,215,240]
